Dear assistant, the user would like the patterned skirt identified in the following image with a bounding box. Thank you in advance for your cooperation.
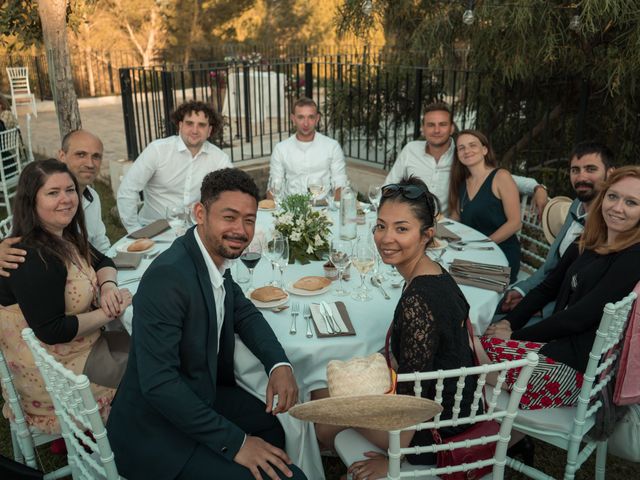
[480,336,584,410]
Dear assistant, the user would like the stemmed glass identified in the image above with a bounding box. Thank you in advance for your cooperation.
[327,182,338,211]
[269,178,285,208]
[330,239,351,296]
[368,184,382,212]
[274,237,290,288]
[239,236,262,292]
[264,230,285,286]
[166,205,190,237]
[351,238,375,302]
[307,179,326,207]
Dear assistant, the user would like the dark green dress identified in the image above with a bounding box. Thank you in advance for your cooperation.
[459,168,520,282]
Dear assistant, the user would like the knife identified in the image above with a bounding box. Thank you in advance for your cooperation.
[322,301,342,333]
[315,303,334,334]
[451,263,506,274]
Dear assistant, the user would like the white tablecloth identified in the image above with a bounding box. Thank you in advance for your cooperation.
[113,212,507,479]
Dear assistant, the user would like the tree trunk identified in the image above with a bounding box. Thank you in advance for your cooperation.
[37,0,82,140]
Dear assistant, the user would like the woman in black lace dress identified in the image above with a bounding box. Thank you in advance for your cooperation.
[342,177,478,480]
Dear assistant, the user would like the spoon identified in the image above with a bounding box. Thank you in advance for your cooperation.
[371,276,390,299]
[452,239,492,246]
[449,244,495,251]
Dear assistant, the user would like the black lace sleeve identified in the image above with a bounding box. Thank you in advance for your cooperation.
[394,287,439,395]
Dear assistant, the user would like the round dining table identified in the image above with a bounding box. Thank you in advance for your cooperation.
[112,209,508,479]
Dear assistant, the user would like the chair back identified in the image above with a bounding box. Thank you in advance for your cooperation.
[0,215,12,238]
[21,328,122,480]
[6,67,37,117]
[387,353,539,480]
[0,127,22,215]
[0,346,39,468]
[571,291,637,440]
[518,194,549,275]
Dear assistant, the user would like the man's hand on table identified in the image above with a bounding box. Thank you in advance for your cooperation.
[501,290,523,312]
[485,319,513,340]
[0,237,25,277]
[265,365,298,415]
[234,436,294,480]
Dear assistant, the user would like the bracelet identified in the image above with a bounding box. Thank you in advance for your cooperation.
[99,279,118,290]
[533,184,548,193]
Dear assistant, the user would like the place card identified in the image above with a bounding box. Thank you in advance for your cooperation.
[310,301,356,338]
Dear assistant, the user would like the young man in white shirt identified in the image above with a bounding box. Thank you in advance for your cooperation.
[117,100,231,233]
[385,102,549,215]
[268,97,347,197]
[0,130,111,276]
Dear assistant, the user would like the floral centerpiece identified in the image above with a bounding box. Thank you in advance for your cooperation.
[272,193,332,264]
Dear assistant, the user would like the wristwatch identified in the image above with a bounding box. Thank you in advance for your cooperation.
[533,184,548,194]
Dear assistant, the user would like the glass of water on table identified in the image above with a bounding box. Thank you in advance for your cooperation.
[166,205,191,237]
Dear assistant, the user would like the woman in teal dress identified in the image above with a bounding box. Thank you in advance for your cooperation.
[448,130,522,282]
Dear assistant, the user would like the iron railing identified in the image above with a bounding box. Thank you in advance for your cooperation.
[119,58,640,196]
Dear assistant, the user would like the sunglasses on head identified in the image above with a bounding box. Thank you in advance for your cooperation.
[381,183,428,200]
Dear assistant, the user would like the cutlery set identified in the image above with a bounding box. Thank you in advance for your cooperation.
[288,301,343,337]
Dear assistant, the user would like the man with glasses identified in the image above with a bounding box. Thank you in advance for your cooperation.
[385,101,549,215]
[498,141,615,317]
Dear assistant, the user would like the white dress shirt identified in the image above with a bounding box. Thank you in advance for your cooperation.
[117,136,231,233]
[558,202,587,256]
[385,138,540,214]
[83,186,111,253]
[269,132,348,195]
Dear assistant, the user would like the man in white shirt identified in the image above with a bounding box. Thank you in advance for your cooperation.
[268,97,347,197]
[497,141,615,317]
[0,129,111,276]
[385,102,549,214]
[117,100,231,233]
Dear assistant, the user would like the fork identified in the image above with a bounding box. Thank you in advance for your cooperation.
[289,302,299,335]
[303,304,313,338]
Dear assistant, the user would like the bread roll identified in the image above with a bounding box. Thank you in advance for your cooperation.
[259,199,276,209]
[251,286,288,302]
[293,276,332,291]
[127,238,155,252]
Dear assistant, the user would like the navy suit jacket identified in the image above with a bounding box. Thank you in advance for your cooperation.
[107,228,289,479]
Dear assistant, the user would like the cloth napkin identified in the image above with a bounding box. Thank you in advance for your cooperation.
[435,224,461,242]
[449,259,510,293]
[112,251,142,270]
[128,219,171,239]
[310,301,356,337]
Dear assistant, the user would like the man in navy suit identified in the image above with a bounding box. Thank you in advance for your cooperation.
[107,168,306,480]
[498,141,614,318]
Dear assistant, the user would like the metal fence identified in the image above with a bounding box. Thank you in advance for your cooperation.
[120,58,640,196]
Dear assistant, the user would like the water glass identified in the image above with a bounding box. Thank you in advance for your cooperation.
[330,239,351,296]
[264,230,285,286]
[275,237,290,288]
[368,184,382,212]
[166,205,190,237]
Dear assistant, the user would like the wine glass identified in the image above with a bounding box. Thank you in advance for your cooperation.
[351,238,375,302]
[269,178,284,207]
[368,184,382,212]
[239,236,263,292]
[166,205,190,237]
[307,179,326,207]
[330,239,352,296]
[274,237,290,288]
[264,230,285,286]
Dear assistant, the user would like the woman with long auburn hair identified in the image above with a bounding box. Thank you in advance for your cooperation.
[479,166,640,409]
[448,130,522,282]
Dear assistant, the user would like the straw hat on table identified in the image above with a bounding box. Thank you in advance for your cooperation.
[542,196,573,245]
[289,353,442,431]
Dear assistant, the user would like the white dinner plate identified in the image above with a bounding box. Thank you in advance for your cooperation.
[116,241,156,255]
[286,282,331,296]
[249,292,289,309]
[427,239,448,251]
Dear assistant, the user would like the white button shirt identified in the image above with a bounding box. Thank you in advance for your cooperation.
[385,138,539,214]
[83,186,111,253]
[269,132,348,195]
[117,136,231,233]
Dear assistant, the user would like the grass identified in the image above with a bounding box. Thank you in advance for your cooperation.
[2,180,639,478]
